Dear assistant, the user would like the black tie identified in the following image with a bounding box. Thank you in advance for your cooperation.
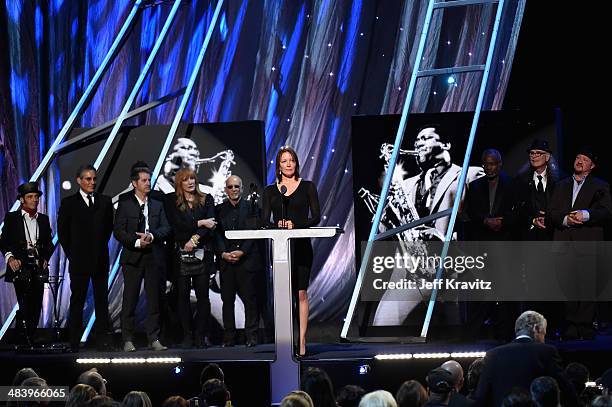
[536,175,544,194]
[87,194,93,207]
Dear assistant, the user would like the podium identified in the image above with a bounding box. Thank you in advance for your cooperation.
[225,227,341,405]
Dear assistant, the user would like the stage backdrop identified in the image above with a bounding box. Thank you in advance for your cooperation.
[0,0,524,326]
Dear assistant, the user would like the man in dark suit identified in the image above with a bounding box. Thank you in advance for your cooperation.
[509,140,562,334]
[474,310,578,407]
[464,149,515,339]
[58,165,114,352]
[114,161,171,351]
[215,175,262,347]
[548,148,612,340]
[0,182,53,347]
[511,139,560,241]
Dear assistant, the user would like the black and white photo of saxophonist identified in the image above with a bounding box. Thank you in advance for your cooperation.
[359,124,484,326]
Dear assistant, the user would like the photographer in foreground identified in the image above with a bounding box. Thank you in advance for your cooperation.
[0,182,53,347]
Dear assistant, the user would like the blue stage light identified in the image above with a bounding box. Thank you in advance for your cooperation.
[174,366,182,374]
[447,76,456,85]
[358,364,370,375]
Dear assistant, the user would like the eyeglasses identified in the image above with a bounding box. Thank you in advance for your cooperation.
[528,151,547,157]
[226,185,241,189]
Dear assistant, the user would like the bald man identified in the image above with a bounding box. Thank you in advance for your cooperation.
[441,360,474,407]
[214,175,262,347]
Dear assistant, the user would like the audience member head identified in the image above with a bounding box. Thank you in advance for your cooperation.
[592,395,612,407]
[87,395,119,407]
[425,368,454,404]
[564,362,590,395]
[161,396,188,407]
[358,390,397,407]
[515,310,547,343]
[336,385,366,407]
[201,379,229,407]
[301,367,336,407]
[467,358,485,394]
[121,391,152,407]
[67,384,98,407]
[11,368,39,386]
[17,377,49,407]
[530,376,560,407]
[200,363,225,386]
[77,368,107,396]
[395,380,427,407]
[598,368,612,396]
[280,391,314,407]
[501,388,537,407]
[440,360,465,392]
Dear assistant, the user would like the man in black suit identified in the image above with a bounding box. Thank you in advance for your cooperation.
[511,139,560,240]
[474,310,578,407]
[0,182,53,347]
[548,148,612,339]
[464,149,514,339]
[58,165,114,351]
[114,161,171,351]
[215,175,262,347]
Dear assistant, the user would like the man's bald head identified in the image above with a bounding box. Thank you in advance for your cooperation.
[440,360,464,391]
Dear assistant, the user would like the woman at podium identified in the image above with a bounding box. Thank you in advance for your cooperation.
[262,146,320,356]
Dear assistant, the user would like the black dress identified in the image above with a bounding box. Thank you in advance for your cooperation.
[262,180,321,290]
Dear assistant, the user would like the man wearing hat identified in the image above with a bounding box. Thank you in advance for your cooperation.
[511,139,560,241]
[424,367,454,406]
[0,182,54,347]
[548,147,612,340]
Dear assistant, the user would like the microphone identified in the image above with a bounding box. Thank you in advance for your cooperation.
[280,185,288,228]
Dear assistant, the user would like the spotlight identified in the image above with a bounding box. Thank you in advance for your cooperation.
[174,365,182,375]
[447,76,456,85]
[358,364,370,375]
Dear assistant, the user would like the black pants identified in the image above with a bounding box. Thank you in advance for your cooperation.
[68,272,110,346]
[176,273,210,339]
[121,253,161,342]
[220,263,259,342]
[14,280,44,340]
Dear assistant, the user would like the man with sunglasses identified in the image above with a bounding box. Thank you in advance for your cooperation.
[214,175,262,347]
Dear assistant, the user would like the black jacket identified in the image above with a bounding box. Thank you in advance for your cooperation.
[57,192,114,276]
[214,198,262,272]
[113,192,171,266]
[509,168,560,240]
[465,173,513,240]
[548,175,612,242]
[474,337,577,407]
[0,210,54,282]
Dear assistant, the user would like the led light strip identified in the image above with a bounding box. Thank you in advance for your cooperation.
[375,351,486,360]
[76,357,182,364]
